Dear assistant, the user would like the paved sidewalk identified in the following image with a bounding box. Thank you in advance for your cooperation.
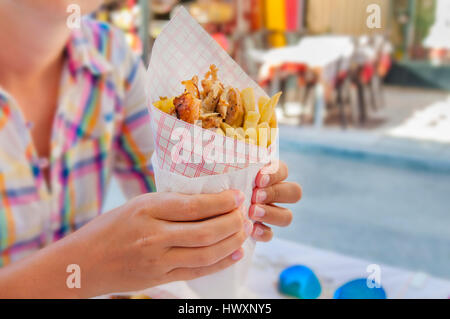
[279,85,450,145]
[279,125,450,173]
[276,125,450,280]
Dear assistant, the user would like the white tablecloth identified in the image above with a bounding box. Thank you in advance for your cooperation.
[249,36,355,83]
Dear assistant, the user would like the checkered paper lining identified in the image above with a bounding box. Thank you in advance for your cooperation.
[147,7,274,178]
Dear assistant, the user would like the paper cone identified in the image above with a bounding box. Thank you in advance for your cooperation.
[146,7,278,298]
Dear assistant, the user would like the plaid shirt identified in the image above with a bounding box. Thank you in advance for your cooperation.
[0,18,155,266]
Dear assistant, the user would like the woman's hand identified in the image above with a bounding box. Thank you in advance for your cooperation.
[78,190,252,297]
[249,161,302,242]
[0,190,251,299]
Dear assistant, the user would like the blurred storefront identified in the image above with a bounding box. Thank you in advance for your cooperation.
[387,0,450,90]
[90,0,449,128]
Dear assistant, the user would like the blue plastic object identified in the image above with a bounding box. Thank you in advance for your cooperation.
[278,265,322,299]
[333,278,386,299]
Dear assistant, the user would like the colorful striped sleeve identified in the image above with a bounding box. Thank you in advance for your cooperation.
[114,54,156,199]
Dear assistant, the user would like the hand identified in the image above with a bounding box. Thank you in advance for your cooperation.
[74,190,252,297]
[249,161,302,242]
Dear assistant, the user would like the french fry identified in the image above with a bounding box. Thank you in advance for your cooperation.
[221,122,235,138]
[258,96,269,112]
[234,127,245,140]
[269,110,277,128]
[240,88,256,113]
[269,126,277,146]
[257,122,270,147]
[259,92,282,124]
[243,127,257,145]
[243,111,260,131]
[153,97,175,114]
[226,128,235,138]
[216,128,225,136]
[221,122,232,132]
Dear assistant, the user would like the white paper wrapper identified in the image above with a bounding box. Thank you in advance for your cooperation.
[151,155,263,298]
[146,7,277,298]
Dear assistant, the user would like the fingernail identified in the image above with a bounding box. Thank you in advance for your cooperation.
[261,161,278,174]
[253,206,265,218]
[259,174,270,188]
[256,190,266,203]
[244,220,253,236]
[254,226,264,237]
[231,250,243,261]
[234,190,245,207]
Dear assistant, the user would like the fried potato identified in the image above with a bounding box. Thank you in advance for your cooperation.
[257,122,270,148]
[234,127,245,141]
[240,88,256,113]
[258,96,270,111]
[221,122,235,138]
[220,122,232,131]
[259,92,282,124]
[243,111,260,131]
[243,127,257,145]
[269,110,278,128]
[153,97,175,115]
[216,127,225,135]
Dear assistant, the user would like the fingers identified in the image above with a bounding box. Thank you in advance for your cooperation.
[167,248,244,282]
[138,190,245,221]
[166,208,252,247]
[164,226,251,268]
[255,160,288,188]
[249,204,293,227]
[252,182,302,204]
[251,222,273,242]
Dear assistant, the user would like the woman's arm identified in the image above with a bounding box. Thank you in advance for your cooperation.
[0,190,250,299]
[0,229,97,298]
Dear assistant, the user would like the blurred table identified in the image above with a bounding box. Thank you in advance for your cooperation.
[114,238,450,299]
[250,36,355,84]
[248,35,391,127]
[249,36,355,128]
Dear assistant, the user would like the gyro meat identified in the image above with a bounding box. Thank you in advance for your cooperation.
[200,114,222,130]
[181,75,200,99]
[201,64,219,99]
[174,92,200,124]
[201,81,223,113]
[224,87,244,127]
[215,89,229,119]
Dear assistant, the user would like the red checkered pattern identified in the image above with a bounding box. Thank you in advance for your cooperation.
[147,7,274,178]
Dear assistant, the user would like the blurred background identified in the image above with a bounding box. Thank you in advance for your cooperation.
[98,0,450,291]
